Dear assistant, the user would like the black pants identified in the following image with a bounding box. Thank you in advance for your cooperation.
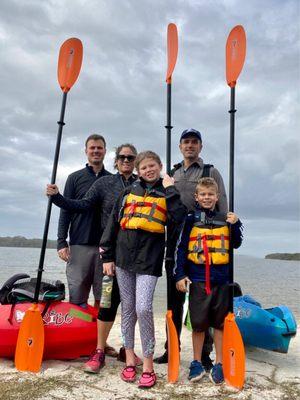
[165,260,213,354]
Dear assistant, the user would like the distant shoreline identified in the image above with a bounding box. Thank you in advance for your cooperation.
[265,253,300,261]
[0,236,56,249]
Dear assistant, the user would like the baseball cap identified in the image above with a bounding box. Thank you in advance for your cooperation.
[180,128,202,142]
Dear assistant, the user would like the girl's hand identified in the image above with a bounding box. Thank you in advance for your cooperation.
[226,212,239,224]
[176,277,191,292]
[162,174,175,188]
[103,262,115,276]
[46,184,59,196]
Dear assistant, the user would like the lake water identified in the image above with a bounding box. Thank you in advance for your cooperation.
[0,247,299,320]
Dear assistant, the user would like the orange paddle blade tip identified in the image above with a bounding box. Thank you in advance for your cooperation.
[58,37,83,93]
[226,25,246,88]
[166,23,178,84]
[166,310,180,383]
[14,303,45,373]
[223,312,245,389]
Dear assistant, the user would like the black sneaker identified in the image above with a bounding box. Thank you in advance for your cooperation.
[153,351,168,364]
[201,352,214,372]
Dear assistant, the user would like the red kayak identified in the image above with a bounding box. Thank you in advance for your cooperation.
[0,301,97,360]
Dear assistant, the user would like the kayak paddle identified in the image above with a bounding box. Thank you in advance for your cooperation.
[14,38,83,373]
[222,25,246,389]
[165,22,179,383]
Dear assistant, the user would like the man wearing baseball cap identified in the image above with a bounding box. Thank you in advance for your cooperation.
[154,128,228,371]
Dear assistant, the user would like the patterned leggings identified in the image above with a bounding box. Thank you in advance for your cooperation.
[116,267,158,358]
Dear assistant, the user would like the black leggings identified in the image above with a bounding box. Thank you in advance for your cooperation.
[97,275,121,322]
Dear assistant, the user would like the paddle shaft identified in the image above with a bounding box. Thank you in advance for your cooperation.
[165,83,172,175]
[165,81,173,308]
[228,86,236,312]
[33,91,68,302]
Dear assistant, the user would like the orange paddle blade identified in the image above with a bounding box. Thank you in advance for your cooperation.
[166,23,178,84]
[166,310,180,383]
[14,303,45,373]
[223,312,245,389]
[226,25,246,88]
[58,38,83,93]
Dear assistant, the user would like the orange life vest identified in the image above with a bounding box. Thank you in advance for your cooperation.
[187,211,229,294]
[120,192,167,234]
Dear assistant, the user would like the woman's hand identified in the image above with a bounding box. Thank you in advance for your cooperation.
[46,184,59,196]
[176,277,191,292]
[103,262,116,276]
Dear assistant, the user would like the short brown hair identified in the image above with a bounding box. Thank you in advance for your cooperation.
[114,143,138,169]
[196,177,219,193]
[85,134,106,148]
[135,151,162,171]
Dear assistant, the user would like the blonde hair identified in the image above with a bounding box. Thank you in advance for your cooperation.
[196,177,219,193]
[135,151,162,171]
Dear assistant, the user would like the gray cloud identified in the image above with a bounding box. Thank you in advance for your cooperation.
[0,0,299,256]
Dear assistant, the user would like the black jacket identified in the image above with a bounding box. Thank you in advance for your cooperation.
[53,173,136,237]
[100,178,187,277]
[57,164,111,251]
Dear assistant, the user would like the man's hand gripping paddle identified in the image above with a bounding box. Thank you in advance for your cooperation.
[165,23,180,383]
[14,38,83,373]
[222,25,246,389]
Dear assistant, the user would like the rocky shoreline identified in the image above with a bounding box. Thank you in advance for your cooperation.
[0,316,299,400]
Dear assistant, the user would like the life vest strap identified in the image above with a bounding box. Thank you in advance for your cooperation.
[122,212,165,226]
[202,236,211,295]
[193,220,225,228]
[188,247,229,255]
[124,201,167,215]
[189,235,229,241]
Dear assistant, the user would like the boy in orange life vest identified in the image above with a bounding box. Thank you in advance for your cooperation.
[100,151,186,388]
[174,177,243,385]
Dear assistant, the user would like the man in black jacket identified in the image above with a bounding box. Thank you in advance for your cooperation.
[57,134,111,308]
[154,128,228,371]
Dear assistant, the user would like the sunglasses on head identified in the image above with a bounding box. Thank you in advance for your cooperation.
[117,155,136,161]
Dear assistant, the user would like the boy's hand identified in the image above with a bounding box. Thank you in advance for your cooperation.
[162,174,175,188]
[46,184,59,196]
[176,277,191,292]
[103,262,115,276]
[226,212,239,224]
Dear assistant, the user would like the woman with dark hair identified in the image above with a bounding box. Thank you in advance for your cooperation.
[47,143,139,373]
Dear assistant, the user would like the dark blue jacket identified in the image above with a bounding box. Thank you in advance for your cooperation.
[174,207,243,285]
[57,164,111,250]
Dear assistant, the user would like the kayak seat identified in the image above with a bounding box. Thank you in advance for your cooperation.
[0,276,65,304]
[0,273,30,304]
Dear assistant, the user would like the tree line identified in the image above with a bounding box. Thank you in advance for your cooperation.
[0,236,57,249]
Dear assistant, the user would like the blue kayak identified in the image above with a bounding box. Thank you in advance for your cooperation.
[234,295,297,353]
[183,292,297,353]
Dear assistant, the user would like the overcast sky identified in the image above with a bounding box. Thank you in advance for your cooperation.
[0,0,299,257]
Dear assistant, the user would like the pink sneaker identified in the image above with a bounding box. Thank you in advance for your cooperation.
[121,366,137,382]
[138,371,157,388]
[84,349,105,373]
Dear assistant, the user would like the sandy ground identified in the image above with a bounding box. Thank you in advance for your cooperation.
[0,316,299,400]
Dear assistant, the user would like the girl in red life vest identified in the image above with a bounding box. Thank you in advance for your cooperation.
[100,151,186,388]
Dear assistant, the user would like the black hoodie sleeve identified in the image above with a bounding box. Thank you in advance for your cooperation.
[99,190,125,263]
[165,185,187,225]
[52,179,104,213]
[57,175,74,251]
[231,219,243,249]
